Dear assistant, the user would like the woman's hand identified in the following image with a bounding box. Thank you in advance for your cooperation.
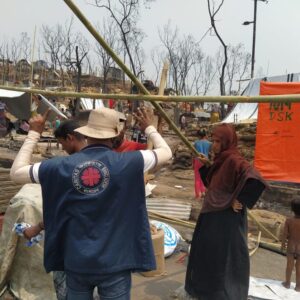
[196,154,212,167]
[281,241,287,252]
[232,199,243,212]
[197,155,209,165]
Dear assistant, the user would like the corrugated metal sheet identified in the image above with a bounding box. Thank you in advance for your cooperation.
[80,98,104,110]
[146,198,192,220]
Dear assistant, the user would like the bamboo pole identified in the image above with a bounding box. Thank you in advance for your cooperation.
[62,0,199,156]
[158,62,169,96]
[1,85,300,104]
[30,25,37,112]
[146,62,169,150]
[247,210,279,242]
[249,231,261,257]
[148,211,196,229]
[30,26,37,87]
[259,241,285,255]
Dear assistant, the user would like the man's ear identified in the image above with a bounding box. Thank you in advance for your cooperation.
[66,134,74,141]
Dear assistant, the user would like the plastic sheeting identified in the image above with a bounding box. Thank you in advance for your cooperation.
[80,98,104,110]
[150,220,182,257]
[222,73,300,123]
[249,277,299,300]
[254,81,300,183]
[0,88,66,121]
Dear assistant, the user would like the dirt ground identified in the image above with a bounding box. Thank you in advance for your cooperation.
[0,134,297,299]
[131,248,295,300]
[0,248,295,300]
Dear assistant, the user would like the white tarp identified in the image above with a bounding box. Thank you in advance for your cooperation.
[0,89,24,98]
[0,88,67,120]
[222,73,300,123]
[80,98,104,110]
[249,277,299,300]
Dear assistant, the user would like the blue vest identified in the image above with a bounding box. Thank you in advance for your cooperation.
[38,144,155,274]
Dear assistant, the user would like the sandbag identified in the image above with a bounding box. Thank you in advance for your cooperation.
[141,228,165,277]
[0,184,56,300]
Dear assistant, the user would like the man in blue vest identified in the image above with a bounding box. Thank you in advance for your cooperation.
[10,107,172,300]
[22,119,87,300]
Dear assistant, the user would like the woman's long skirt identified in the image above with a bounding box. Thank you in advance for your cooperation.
[185,208,249,300]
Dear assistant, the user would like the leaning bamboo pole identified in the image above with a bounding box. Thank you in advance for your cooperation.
[249,231,261,257]
[1,85,300,103]
[148,211,196,229]
[30,25,37,112]
[248,210,279,242]
[63,0,200,156]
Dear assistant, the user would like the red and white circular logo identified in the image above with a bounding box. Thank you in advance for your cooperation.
[72,160,110,194]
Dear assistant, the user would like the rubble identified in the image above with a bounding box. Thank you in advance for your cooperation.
[171,144,193,170]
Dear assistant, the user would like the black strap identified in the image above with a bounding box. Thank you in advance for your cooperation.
[29,165,36,183]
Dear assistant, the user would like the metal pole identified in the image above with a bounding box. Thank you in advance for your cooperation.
[251,0,257,78]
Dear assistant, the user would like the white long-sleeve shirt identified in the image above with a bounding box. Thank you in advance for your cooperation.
[10,125,172,184]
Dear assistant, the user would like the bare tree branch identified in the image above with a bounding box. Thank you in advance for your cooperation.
[207,0,227,97]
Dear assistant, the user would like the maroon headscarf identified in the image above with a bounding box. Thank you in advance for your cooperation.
[201,124,264,213]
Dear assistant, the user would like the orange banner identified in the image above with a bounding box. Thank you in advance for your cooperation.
[254,81,300,183]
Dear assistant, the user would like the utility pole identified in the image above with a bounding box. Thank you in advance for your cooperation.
[251,0,258,79]
[243,0,268,79]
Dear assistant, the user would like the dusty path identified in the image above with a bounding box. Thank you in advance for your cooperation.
[131,248,294,300]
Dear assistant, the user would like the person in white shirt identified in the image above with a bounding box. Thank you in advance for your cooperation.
[10,106,172,300]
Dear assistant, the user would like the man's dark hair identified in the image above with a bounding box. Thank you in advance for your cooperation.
[54,120,84,140]
[291,199,300,216]
[197,129,207,138]
[74,110,91,126]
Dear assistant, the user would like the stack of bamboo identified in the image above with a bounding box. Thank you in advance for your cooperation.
[171,144,193,170]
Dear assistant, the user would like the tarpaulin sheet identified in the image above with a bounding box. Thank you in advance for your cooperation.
[248,277,298,300]
[254,81,300,183]
[0,88,65,121]
[222,73,300,123]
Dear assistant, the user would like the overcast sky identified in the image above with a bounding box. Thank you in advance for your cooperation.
[1,0,300,84]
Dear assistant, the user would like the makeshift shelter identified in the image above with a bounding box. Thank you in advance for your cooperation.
[0,88,66,121]
[222,73,300,123]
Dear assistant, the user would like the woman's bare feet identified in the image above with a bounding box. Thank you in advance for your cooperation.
[281,281,291,289]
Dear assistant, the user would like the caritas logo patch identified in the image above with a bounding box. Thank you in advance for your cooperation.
[72,161,110,194]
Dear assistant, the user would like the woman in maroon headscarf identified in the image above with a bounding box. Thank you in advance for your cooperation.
[185,124,267,300]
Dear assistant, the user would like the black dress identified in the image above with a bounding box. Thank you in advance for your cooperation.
[185,172,265,300]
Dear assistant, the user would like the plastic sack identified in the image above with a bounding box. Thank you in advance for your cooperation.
[151,220,182,257]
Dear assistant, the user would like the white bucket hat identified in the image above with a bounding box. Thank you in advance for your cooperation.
[75,108,124,139]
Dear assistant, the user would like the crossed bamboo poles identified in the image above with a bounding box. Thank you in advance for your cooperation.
[62,0,284,246]
[0,0,288,246]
